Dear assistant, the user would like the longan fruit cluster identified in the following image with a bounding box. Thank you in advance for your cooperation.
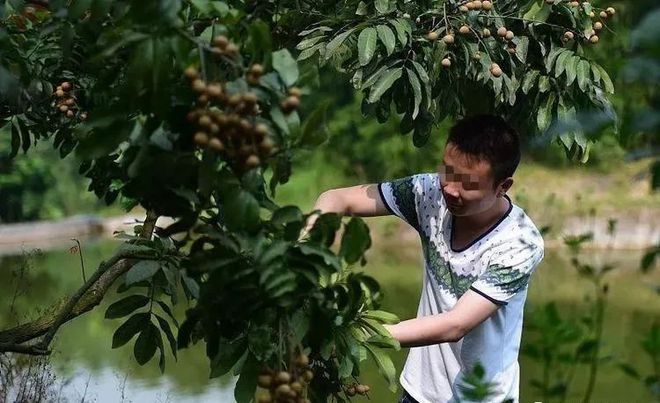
[52,81,87,121]
[209,35,239,59]
[343,382,371,397]
[256,354,313,403]
[184,67,277,171]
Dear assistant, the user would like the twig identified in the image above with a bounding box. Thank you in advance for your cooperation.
[71,238,87,283]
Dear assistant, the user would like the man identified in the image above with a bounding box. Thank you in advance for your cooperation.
[306,114,545,403]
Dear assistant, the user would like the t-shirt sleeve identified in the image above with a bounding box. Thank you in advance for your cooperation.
[469,241,544,305]
[377,173,438,232]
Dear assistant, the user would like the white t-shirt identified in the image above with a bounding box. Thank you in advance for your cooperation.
[378,173,545,403]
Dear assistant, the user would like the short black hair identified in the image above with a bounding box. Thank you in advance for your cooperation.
[446,114,521,189]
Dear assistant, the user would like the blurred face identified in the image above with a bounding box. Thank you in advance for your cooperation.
[438,143,507,217]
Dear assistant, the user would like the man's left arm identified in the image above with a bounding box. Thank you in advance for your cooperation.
[384,290,499,348]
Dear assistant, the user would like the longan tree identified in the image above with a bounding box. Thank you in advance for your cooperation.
[0,1,618,403]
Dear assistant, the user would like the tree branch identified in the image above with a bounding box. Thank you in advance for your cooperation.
[0,211,160,355]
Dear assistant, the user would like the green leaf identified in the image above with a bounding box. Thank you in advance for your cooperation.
[367,334,401,350]
[362,310,400,324]
[299,101,329,147]
[224,189,260,232]
[105,295,150,319]
[234,353,259,403]
[10,123,20,158]
[364,343,398,392]
[522,70,540,94]
[555,50,572,78]
[367,68,402,103]
[155,314,178,359]
[390,19,409,46]
[376,25,396,56]
[125,260,160,286]
[358,27,378,66]
[112,313,149,348]
[406,68,422,119]
[134,322,159,365]
[297,43,324,61]
[210,337,248,378]
[272,49,299,86]
[595,64,614,93]
[156,300,179,327]
[546,46,566,72]
[577,60,591,91]
[411,61,431,109]
[538,93,556,131]
[325,28,356,61]
[565,56,579,86]
[375,0,390,14]
[296,35,325,50]
[340,217,372,264]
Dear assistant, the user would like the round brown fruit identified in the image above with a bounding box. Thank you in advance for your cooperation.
[61,82,71,91]
[66,110,74,118]
[346,387,356,397]
[466,1,475,10]
[599,10,608,18]
[250,64,265,75]
[225,43,239,56]
[246,154,261,168]
[441,58,451,68]
[295,354,309,367]
[275,371,291,384]
[507,47,516,55]
[564,31,575,40]
[459,5,468,12]
[505,30,514,40]
[199,115,212,128]
[55,89,65,97]
[473,0,483,9]
[288,87,302,97]
[247,73,260,86]
[212,35,229,49]
[589,35,599,44]
[473,52,481,60]
[482,28,491,37]
[490,63,502,77]
[290,381,303,393]
[275,384,291,397]
[589,11,595,17]
[497,26,507,37]
[482,1,492,10]
[427,31,439,41]
[192,79,206,93]
[593,21,603,30]
[606,7,615,15]
[206,84,223,98]
[197,94,209,106]
[194,132,209,146]
[228,94,242,107]
[260,138,275,153]
[209,138,224,151]
[356,385,368,394]
[184,67,198,80]
[64,98,75,106]
[570,1,579,7]
[257,374,273,388]
[443,34,455,44]
[459,25,470,35]
[302,370,314,382]
[256,394,271,403]
[80,112,88,121]
[59,105,68,112]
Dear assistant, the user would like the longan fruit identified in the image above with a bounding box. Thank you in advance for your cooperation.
[61,82,71,91]
[482,1,492,11]
[593,21,603,30]
[505,30,514,40]
[442,34,455,44]
[209,137,224,151]
[606,7,615,15]
[184,67,198,80]
[441,58,451,68]
[427,31,439,41]
[55,89,65,97]
[459,25,470,35]
[194,132,209,145]
[599,10,608,18]
[191,79,206,93]
[212,35,229,49]
[275,371,291,384]
[482,28,491,37]
[497,26,507,37]
[589,35,599,44]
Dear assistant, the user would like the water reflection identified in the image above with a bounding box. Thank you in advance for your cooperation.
[0,242,657,402]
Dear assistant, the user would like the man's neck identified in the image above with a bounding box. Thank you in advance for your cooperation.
[453,197,510,233]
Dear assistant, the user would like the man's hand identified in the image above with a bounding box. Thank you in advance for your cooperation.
[383,289,500,347]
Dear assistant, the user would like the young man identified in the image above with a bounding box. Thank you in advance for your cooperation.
[307,114,545,403]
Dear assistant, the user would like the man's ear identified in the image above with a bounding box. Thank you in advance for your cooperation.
[497,177,514,196]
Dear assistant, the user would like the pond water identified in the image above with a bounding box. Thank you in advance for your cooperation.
[0,234,657,403]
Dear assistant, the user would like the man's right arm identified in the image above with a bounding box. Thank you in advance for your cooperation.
[301,184,392,238]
